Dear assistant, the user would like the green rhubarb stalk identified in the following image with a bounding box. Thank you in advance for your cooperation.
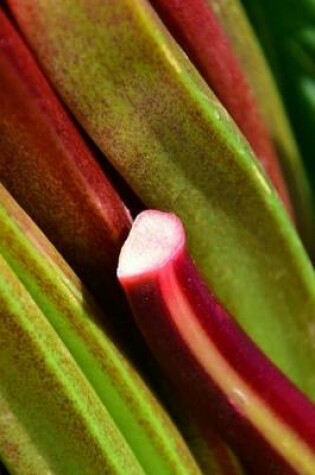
[207,0,315,257]
[0,184,201,475]
[0,253,144,475]
[149,0,294,219]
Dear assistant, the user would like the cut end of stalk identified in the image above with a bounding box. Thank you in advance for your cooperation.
[117,210,184,279]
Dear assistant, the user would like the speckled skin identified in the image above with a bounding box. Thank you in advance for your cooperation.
[0,254,144,475]
[208,0,315,258]
[0,9,131,304]
[149,0,294,218]
[0,185,201,475]
[118,211,315,474]
[7,0,315,399]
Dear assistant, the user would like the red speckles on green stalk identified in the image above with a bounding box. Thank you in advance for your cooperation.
[0,255,144,475]
[0,184,202,475]
[149,0,294,219]
[7,0,315,400]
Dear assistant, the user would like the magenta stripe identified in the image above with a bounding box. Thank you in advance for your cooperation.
[124,278,296,474]
[173,249,315,448]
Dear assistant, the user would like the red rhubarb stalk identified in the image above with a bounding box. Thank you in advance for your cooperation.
[149,0,293,216]
[118,210,315,474]
[0,9,131,303]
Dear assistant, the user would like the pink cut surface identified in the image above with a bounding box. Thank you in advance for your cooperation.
[118,210,184,278]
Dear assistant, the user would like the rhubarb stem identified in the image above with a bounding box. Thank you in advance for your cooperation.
[118,210,315,474]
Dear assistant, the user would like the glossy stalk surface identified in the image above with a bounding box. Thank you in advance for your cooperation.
[118,210,315,474]
[207,0,315,257]
[149,0,293,216]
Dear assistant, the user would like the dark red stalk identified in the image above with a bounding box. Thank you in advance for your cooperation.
[118,210,315,474]
[0,8,131,305]
[149,0,294,217]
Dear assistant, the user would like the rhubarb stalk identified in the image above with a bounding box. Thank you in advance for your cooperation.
[8,0,315,398]
[206,0,315,257]
[118,210,315,474]
[149,0,293,217]
[0,8,131,305]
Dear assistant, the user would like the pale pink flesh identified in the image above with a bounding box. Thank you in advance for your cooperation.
[118,210,315,475]
[118,210,184,279]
